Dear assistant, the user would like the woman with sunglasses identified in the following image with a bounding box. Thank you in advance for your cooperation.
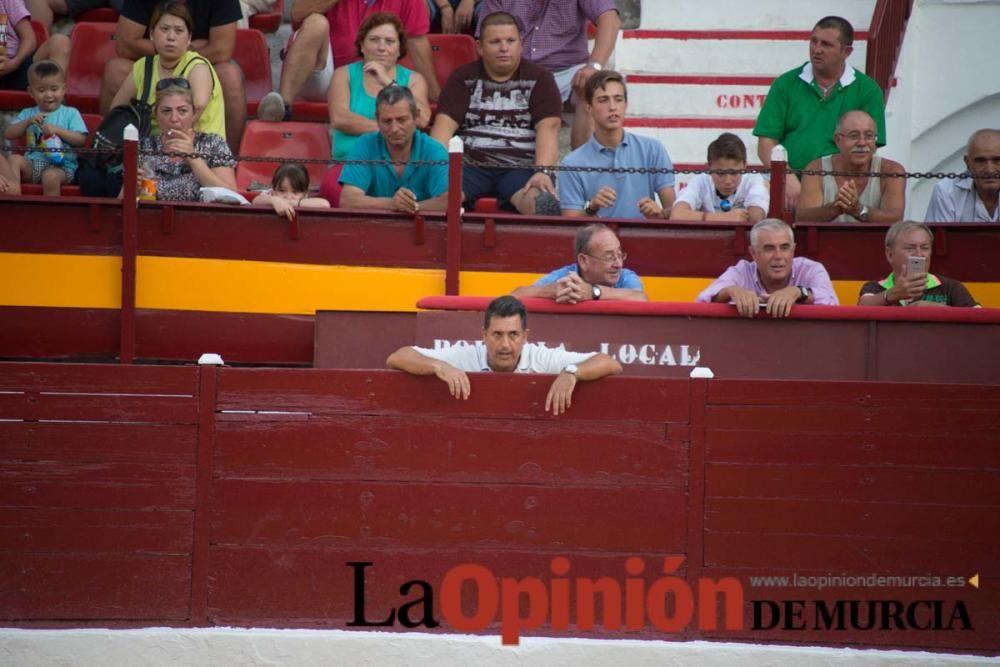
[328,12,430,162]
[135,82,236,201]
[108,0,225,141]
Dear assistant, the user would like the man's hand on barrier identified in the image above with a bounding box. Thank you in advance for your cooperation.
[763,286,799,318]
[554,271,589,304]
[545,371,577,416]
[433,361,471,400]
[784,172,801,211]
[726,286,761,318]
[590,186,617,213]
[391,187,419,214]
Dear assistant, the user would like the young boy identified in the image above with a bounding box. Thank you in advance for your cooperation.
[670,132,769,222]
[4,59,87,195]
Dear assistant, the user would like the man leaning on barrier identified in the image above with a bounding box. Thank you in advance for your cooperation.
[857,221,979,307]
[558,70,676,220]
[339,85,449,213]
[796,110,905,223]
[386,295,622,414]
[512,223,647,303]
[697,218,839,318]
[925,129,1000,224]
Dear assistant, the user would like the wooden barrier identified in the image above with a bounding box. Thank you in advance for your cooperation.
[1,361,997,652]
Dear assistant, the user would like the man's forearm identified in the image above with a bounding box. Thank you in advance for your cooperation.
[795,202,842,222]
[407,36,441,101]
[757,136,778,167]
[511,283,558,300]
[589,10,622,66]
[577,352,623,380]
[386,346,441,374]
[600,286,648,302]
[534,118,561,166]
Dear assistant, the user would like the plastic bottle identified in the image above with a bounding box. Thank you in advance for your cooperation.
[139,158,157,201]
[43,133,64,167]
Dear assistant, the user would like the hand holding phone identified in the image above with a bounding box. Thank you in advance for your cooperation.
[907,255,927,277]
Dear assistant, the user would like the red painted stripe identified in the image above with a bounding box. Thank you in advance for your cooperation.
[624,117,757,129]
[622,29,869,41]
[627,74,776,86]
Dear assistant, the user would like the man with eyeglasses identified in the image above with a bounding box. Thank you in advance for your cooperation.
[697,218,838,318]
[925,129,1000,223]
[796,110,905,222]
[512,223,647,304]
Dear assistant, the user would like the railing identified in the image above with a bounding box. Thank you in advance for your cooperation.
[866,0,914,101]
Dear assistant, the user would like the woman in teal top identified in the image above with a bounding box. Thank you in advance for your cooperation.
[328,12,431,161]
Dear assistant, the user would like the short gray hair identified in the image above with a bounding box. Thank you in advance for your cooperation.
[885,221,933,248]
[376,84,417,119]
[749,218,793,247]
[574,223,613,256]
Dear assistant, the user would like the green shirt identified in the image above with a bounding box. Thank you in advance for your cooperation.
[753,62,886,170]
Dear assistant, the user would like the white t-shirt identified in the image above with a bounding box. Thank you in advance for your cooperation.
[676,172,770,213]
[412,342,596,374]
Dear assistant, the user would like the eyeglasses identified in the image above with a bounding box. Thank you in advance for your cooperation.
[583,251,627,263]
[837,131,877,142]
[156,77,192,92]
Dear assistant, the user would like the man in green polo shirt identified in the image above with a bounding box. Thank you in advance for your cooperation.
[754,15,886,211]
[339,85,449,213]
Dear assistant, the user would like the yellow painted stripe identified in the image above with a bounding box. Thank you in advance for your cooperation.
[136,256,445,314]
[0,253,121,308]
[3,252,1000,312]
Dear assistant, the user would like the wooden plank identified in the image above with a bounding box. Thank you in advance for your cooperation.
[209,546,687,627]
[0,307,119,359]
[0,392,200,423]
[190,366,218,624]
[704,533,997,572]
[705,497,1000,540]
[705,429,1000,468]
[214,416,684,486]
[705,464,1000,506]
[216,368,379,414]
[0,552,191,620]
[706,379,1000,407]
[0,422,196,463]
[0,508,192,552]
[211,480,686,554]
[0,362,198,395]
[705,404,1000,434]
[0,462,196,509]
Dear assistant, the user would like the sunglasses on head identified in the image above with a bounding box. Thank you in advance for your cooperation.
[156,77,192,91]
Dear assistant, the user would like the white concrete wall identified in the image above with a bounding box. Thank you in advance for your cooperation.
[882,0,1000,219]
[640,0,875,31]
[1,629,997,667]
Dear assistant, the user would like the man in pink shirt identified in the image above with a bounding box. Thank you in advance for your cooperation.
[263,0,441,121]
[477,0,621,148]
[697,218,839,318]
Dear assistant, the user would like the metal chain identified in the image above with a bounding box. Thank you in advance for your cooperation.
[4,144,977,180]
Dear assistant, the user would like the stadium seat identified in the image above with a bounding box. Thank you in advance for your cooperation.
[473,198,499,213]
[0,21,48,111]
[75,7,120,22]
[236,120,331,191]
[400,33,476,92]
[65,22,117,113]
[234,28,274,117]
[248,0,283,34]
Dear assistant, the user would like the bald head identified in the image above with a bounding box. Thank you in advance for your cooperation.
[836,110,875,134]
[967,129,1000,155]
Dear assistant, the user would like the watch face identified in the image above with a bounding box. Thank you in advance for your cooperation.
[592,285,602,300]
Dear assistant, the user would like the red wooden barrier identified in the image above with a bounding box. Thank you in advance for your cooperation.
[0,362,997,651]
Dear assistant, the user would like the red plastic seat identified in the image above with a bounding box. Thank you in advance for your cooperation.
[400,33,476,90]
[65,22,117,113]
[473,198,499,213]
[236,120,331,191]
[0,21,49,111]
[248,0,283,34]
[233,28,274,116]
[75,7,120,22]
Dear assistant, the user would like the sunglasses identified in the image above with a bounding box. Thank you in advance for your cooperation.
[156,77,192,91]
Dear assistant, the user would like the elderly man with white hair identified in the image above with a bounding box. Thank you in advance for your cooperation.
[696,218,839,318]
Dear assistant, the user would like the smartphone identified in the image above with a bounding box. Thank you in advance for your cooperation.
[907,256,927,277]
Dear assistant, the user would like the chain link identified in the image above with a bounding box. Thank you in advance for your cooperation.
[4,144,977,180]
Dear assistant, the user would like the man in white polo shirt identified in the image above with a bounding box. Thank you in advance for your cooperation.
[385,295,622,414]
[925,129,1000,223]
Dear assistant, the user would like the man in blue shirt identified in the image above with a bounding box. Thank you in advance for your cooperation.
[339,85,449,213]
[559,70,676,220]
[512,223,648,303]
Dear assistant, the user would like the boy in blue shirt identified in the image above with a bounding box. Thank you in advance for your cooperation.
[4,60,87,195]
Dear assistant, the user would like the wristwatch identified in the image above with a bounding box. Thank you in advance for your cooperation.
[857,205,870,222]
[797,286,813,303]
[592,284,602,300]
[583,199,598,216]
[589,62,603,71]
[562,363,579,376]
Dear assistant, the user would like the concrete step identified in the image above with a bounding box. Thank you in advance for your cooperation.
[640,0,875,31]
[625,74,774,119]
[615,30,868,76]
